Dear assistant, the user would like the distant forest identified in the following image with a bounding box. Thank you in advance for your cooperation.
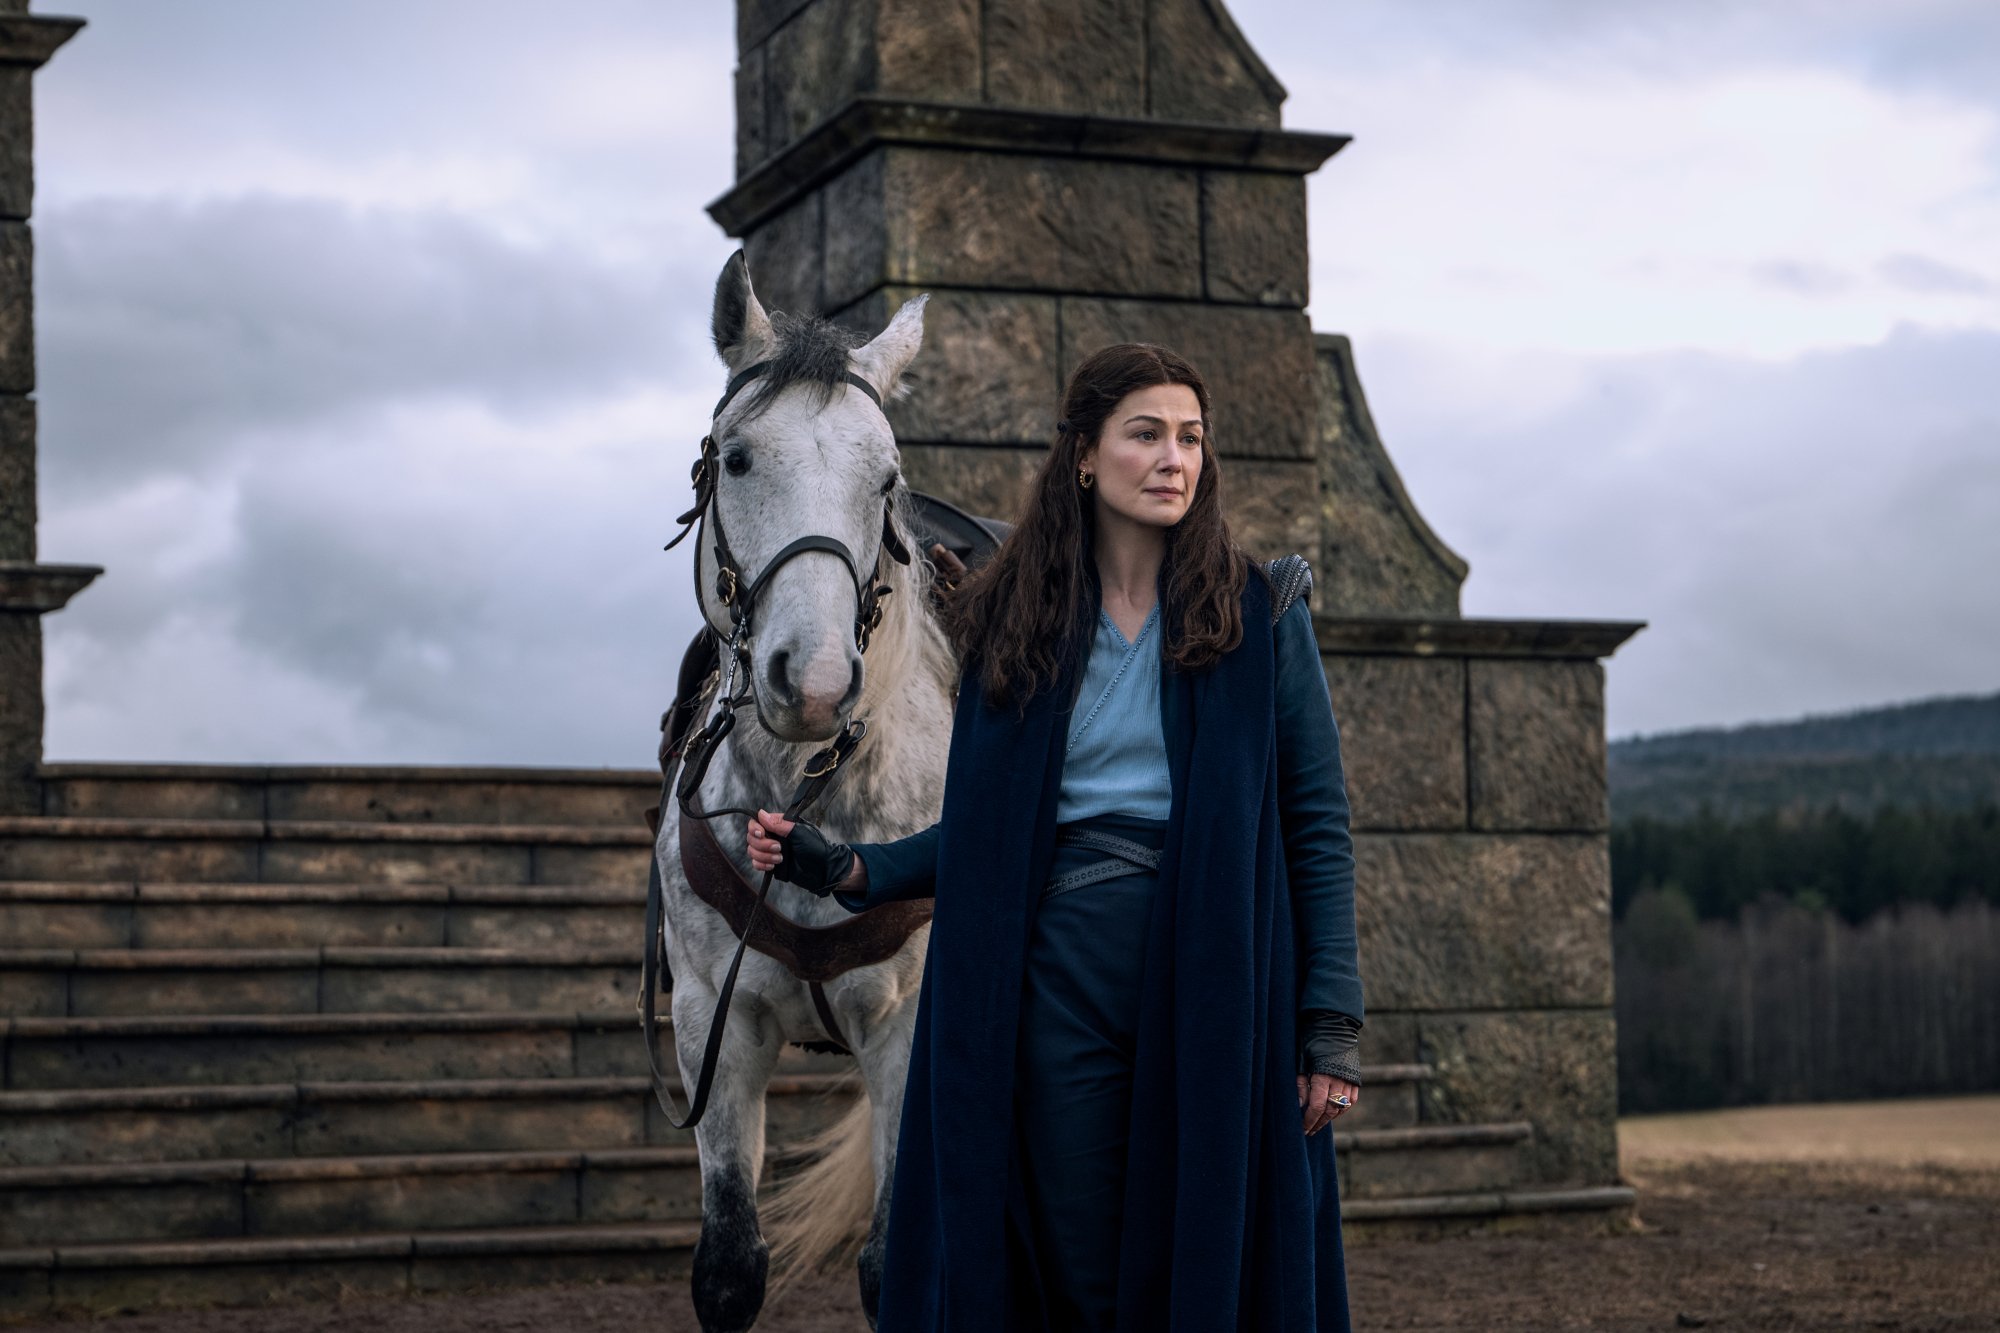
[1609,689,2000,1109]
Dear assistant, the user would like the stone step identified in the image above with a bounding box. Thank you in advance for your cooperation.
[1334,1120,1534,1200]
[0,816,652,885]
[0,1185,1641,1320]
[0,881,644,950]
[35,763,660,828]
[0,1010,749,1091]
[0,1118,1541,1251]
[0,1063,1433,1170]
[0,1072,858,1167]
[0,1144,813,1249]
[0,947,642,1018]
[0,1220,704,1318]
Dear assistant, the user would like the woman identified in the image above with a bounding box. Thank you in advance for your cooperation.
[747,342,1364,1331]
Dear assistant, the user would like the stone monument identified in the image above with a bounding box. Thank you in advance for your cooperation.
[712,0,1646,1228]
[0,2,92,816]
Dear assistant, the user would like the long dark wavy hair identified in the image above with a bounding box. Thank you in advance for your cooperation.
[938,342,1253,713]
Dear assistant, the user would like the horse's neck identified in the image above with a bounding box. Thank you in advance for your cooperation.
[708,558,955,842]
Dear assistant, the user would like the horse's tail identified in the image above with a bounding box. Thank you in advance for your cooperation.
[760,1086,877,1304]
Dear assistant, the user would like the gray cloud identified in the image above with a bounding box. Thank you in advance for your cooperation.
[1357,324,2000,738]
[1750,260,1855,297]
[34,195,712,493]
[1878,253,1995,296]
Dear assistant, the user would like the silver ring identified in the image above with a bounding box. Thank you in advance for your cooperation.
[1332,1094,1352,1107]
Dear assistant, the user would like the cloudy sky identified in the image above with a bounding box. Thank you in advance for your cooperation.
[26,0,1999,765]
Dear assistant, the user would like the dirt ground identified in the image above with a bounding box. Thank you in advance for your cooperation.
[14,1100,2000,1331]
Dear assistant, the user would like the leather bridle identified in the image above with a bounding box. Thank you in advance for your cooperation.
[642,358,913,1131]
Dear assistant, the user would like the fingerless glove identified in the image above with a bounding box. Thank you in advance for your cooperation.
[769,817,857,898]
[1298,1008,1364,1085]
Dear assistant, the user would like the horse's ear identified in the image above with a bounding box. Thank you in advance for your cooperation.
[851,292,928,402]
[711,249,774,371]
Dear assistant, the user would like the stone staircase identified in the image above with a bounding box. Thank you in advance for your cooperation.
[0,763,1619,1318]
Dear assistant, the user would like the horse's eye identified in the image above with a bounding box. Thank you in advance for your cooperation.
[881,472,898,495]
[723,449,750,476]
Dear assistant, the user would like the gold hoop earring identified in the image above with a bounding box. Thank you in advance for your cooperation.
[1078,468,1094,489]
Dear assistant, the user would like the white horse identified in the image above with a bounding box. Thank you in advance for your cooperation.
[655,251,954,1332]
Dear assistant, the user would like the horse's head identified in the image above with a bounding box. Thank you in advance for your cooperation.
[699,250,927,743]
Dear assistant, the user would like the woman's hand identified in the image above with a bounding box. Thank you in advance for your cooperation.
[746,809,866,897]
[746,808,794,875]
[1297,1073,1358,1136]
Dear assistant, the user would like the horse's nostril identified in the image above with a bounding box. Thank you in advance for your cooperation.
[766,650,797,706]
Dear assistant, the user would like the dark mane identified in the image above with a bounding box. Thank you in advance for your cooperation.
[734,310,868,420]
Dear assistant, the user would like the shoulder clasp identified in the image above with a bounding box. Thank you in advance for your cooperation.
[1263,553,1314,625]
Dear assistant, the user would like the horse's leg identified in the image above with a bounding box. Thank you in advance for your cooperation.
[851,992,920,1329]
[674,978,784,1333]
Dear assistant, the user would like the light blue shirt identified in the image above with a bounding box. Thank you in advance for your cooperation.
[1055,601,1172,824]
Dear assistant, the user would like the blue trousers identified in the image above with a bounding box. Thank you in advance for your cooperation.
[1013,811,1168,1332]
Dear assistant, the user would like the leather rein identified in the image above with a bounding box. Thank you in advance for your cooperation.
[639,358,915,1132]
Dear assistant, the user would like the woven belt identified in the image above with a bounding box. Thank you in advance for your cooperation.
[1043,827,1163,899]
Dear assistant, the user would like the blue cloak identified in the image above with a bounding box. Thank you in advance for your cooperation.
[874,556,1350,1332]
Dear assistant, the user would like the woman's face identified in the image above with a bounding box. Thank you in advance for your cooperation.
[1081,382,1205,531]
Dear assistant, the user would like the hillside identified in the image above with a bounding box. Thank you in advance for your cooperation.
[1610,690,2000,821]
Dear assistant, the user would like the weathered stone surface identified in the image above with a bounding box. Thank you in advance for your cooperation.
[744,186,824,317]
[0,1175,243,1247]
[1145,0,1284,128]
[447,902,638,950]
[835,287,1060,445]
[1354,833,1613,1011]
[761,0,872,153]
[4,1025,577,1092]
[874,0,981,106]
[983,0,1146,117]
[1321,655,1466,831]
[731,42,767,180]
[256,840,529,886]
[319,962,634,1016]
[0,895,131,949]
[1415,1008,1621,1187]
[0,67,28,221]
[245,1165,578,1237]
[1342,1135,1527,1200]
[1469,659,1608,832]
[0,1102,292,1169]
[1203,171,1306,306]
[69,967,319,1019]
[0,611,40,814]
[0,832,259,884]
[1059,298,1315,460]
[580,1156,703,1224]
[295,1092,646,1159]
[50,1256,410,1318]
[532,845,649,885]
[0,966,62,1015]
[1221,458,1317,561]
[1315,334,1467,616]
[823,149,1201,310]
[137,901,448,951]
[0,396,30,561]
[898,443,1042,523]
[0,222,28,393]
[43,773,261,820]
[737,0,816,51]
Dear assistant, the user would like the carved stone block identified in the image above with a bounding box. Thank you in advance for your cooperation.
[983,0,1146,116]
[823,148,1201,310]
[1058,298,1315,460]
[898,443,1042,523]
[835,286,1060,445]
[1144,0,1284,128]
[0,67,29,221]
[1468,659,1608,832]
[1354,832,1613,1011]
[0,221,30,393]
[1415,1008,1620,1187]
[1320,654,1465,831]
[0,394,32,561]
[1222,458,1318,561]
[744,187,824,317]
[1202,171,1307,306]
